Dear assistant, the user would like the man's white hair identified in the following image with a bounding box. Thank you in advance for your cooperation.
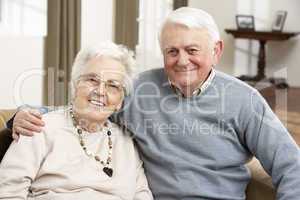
[159,7,220,45]
[70,41,135,97]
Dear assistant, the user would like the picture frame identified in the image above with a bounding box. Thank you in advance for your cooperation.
[236,15,255,31]
[272,10,287,32]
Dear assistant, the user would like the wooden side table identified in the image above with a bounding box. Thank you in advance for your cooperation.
[225,29,299,88]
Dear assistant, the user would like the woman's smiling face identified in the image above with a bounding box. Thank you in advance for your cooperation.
[73,55,126,126]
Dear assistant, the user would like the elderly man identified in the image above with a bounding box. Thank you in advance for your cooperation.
[5,7,300,200]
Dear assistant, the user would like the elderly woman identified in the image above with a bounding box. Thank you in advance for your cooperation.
[0,42,153,200]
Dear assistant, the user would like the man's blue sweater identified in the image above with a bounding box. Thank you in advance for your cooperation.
[120,68,300,200]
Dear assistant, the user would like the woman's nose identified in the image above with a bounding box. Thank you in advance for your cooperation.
[96,81,107,95]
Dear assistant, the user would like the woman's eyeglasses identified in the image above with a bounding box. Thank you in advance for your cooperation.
[77,74,126,95]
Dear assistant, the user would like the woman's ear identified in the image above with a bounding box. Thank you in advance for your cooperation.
[71,82,79,101]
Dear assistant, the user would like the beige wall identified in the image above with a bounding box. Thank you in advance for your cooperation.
[81,0,114,47]
[267,0,300,87]
[0,36,44,108]
[0,0,46,108]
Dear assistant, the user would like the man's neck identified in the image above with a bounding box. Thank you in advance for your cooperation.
[172,69,213,98]
[179,85,201,98]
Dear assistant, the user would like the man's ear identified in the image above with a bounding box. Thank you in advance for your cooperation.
[213,40,224,65]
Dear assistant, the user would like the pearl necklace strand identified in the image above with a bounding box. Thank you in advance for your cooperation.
[69,108,113,177]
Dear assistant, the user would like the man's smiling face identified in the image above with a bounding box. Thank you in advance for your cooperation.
[161,23,217,95]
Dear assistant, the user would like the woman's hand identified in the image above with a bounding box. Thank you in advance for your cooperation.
[12,109,45,140]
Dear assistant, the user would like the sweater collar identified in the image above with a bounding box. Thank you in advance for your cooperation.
[168,68,215,98]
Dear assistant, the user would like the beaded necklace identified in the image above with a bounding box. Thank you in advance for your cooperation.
[69,109,113,177]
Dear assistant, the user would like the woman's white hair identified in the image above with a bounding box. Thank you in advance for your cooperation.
[159,7,220,45]
[70,41,135,97]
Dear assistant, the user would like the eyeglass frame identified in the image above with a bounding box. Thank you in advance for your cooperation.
[76,73,127,96]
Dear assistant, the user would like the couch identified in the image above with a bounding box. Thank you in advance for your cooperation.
[0,109,276,199]
[0,109,15,161]
[0,109,15,130]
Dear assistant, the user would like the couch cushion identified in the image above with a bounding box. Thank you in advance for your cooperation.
[246,158,275,200]
[0,109,16,130]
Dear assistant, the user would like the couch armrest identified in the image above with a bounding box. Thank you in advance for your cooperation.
[246,158,276,200]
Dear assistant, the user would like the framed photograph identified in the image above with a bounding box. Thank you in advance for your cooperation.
[236,15,255,31]
[272,11,287,32]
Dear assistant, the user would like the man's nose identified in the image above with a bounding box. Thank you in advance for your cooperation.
[177,51,190,66]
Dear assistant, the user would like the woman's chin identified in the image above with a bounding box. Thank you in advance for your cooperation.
[75,107,112,122]
[80,113,110,126]
[86,109,111,121]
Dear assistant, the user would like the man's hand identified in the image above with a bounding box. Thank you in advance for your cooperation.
[12,109,45,140]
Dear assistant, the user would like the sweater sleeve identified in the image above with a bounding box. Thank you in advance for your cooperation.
[0,131,48,199]
[133,162,154,200]
[132,143,153,200]
[243,91,300,200]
